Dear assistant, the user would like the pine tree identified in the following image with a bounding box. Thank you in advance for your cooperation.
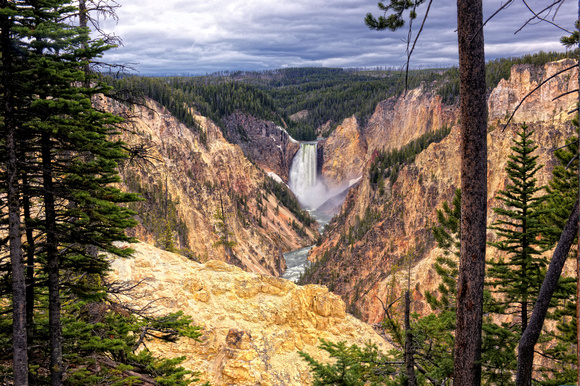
[488,124,550,334]
[0,1,30,383]
[1,1,203,384]
[534,119,578,384]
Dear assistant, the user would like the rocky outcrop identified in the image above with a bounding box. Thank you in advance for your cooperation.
[108,242,390,385]
[319,86,458,189]
[488,58,577,124]
[98,98,317,277]
[305,60,578,323]
[319,116,367,189]
[363,87,458,154]
[223,112,299,183]
[289,109,309,122]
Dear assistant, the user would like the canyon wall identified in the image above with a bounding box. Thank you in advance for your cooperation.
[319,116,367,190]
[222,112,299,183]
[305,59,578,323]
[108,242,390,385]
[319,86,458,190]
[98,97,317,277]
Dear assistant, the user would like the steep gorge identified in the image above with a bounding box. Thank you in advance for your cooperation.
[97,97,317,277]
[303,59,578,323]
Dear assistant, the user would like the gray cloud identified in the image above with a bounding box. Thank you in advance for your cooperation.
[100,0,578,74]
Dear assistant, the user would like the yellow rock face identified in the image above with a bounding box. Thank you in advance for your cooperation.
[95,97,317,277]
[308,60,578,324]
[320,116,367,189]
[108,242,390,385]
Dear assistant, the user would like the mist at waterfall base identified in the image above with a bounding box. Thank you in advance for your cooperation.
[288,142,338,211]
[282,142,343,282]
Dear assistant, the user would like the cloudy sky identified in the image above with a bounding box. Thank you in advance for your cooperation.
[100,0,578,75]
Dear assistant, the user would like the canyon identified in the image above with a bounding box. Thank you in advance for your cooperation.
[101,59,578,384]
[303,59,578,323]
[97,96,317,277]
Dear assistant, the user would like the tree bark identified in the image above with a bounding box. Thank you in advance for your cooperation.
[42,132,63,386]
[404,290,417,386]
[454,0,487,385]
[1,2,29,384]
[23,172,36,341]
[516,198,579,385]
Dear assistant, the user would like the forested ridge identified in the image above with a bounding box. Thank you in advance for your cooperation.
[104,49,577,142]
[0,1,205,384]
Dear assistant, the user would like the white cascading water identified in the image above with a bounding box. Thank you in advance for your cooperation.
[288,142,328,210]
[284,141,345,282]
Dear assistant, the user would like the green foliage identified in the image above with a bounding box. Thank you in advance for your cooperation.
[346,207,381,245]
[535,117,579,385]
[369,125,451,188]
[123,169,190,252]
[262,176,315,227]
[365,0,427,31]
[104,75,208,143]
[487,124,550,333]
[561,20,580,47]
[542,116,579,245]
[60,304,202,386]
[300,339,399,385]
[426,188,460,313]
[0,1,205,383]
[213,203,237,249]
[107,67,457,141]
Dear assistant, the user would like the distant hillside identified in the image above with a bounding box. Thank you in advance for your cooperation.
[104,50,576,141]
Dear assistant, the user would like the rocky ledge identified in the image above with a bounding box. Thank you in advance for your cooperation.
[109,242,389,385]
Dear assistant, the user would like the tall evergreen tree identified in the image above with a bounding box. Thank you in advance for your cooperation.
[0,1,30,383]
[533,122,578,384]
[0,1,204,384]
[488,124,550,334]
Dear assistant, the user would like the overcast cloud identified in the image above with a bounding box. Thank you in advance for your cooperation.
[99,0,578,75]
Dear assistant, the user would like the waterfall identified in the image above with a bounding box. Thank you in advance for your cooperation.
[289,142,327,210]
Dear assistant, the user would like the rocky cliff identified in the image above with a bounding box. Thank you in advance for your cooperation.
[108,242,390,385]
[318,86,458,190]
[319,116,367,189]
[304,59,578,323]
[98,97,317,277]
[222,112,299,183]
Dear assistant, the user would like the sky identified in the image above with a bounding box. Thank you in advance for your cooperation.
[99,0,578,75]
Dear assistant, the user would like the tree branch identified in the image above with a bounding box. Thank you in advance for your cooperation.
[515,0,572,35]
[516,198,580,385]
[502,63,579,130]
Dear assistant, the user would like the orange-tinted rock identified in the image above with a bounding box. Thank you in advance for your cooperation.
[108,242,390,385]
[96,97,317,277]
[307,60,577,324]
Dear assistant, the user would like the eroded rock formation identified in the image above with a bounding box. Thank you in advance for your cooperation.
[97,97,317,277]
[306,60,578,323]
[109,242,390,385]
[319,116,367,189]
[223,112,299,183]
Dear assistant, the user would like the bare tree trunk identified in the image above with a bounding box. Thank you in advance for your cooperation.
[23,171,37,385]
[454,0,487,385]
[516,198,579,385]
[404,290,417,386]
[42,132,63,386]
[1,3,29,384]
[576,0,580,385]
